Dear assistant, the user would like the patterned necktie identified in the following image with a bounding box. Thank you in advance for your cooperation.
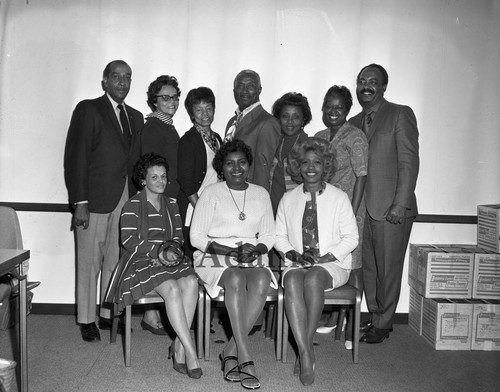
[225,112,243,142]
[363,110,373,134]
[118,104,131,149]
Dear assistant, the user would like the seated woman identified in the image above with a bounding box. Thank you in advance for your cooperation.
[274,138,358,386]
[190,139,277,390]
[105,153,202,379]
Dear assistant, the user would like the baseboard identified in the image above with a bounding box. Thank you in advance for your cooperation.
[30,303,409,324]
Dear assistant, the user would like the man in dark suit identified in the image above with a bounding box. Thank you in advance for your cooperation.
[350,64,419,344]
[64,60,143,342]
[224,69,280,189]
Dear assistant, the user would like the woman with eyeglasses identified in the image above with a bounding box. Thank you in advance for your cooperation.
[140,75,182,335]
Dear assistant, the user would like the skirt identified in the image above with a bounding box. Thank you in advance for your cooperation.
[110,255,196,313]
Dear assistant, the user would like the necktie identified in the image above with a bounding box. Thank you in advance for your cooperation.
[363,110,373,134]
[118,104,132,149]
[225,112,243,142]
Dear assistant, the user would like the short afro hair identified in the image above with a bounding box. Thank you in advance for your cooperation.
[212,139,253,180]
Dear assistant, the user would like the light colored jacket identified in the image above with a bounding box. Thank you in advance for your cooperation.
[274,183,358,269]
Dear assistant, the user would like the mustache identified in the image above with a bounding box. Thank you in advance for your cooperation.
[360,88,374,94]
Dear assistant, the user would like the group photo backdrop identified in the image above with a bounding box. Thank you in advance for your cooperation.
[0,0,499,310]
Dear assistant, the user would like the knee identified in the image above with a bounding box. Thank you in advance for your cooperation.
[222,269,245,293]
[303,268,327,290]
[180,274,199,291]
[284,271,303,292]
[158,280,182,298]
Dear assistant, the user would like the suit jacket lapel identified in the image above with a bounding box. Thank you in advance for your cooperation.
[235,104,263,136]
[365,99,388,142]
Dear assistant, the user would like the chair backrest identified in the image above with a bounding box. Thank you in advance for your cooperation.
[0,206,23,249]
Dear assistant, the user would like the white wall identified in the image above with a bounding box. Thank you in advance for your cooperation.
[1,0,499,312]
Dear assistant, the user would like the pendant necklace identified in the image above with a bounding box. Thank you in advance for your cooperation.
[228,185,247,221]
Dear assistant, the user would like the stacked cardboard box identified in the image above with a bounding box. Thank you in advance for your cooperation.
[408,242,500,350]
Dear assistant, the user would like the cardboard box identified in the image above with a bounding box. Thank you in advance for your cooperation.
[472,252,500,300]
[471,300,500,351]
[421,298,472,350]
[477,204,500,253]
[408,287,423,335]
[408,244,474,298]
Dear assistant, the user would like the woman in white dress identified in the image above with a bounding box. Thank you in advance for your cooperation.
[274,137,358,386]
[190,139,276,390]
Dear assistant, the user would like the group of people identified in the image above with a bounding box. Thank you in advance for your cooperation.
[64,60,419,388]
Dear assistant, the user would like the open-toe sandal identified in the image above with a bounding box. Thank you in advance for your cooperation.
[220,352,240,382]
[238,361,260,390]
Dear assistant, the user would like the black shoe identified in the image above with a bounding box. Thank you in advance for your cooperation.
[360,326,390,344]
[248,324,262,336]
[359,319,373,333]
[360,320,393,333]
[80,322,101,342]
[141,320,167,336]
[98,317,129,334]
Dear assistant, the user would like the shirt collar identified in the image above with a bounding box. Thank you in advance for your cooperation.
[236,101,261,118]
[106,93,126,110]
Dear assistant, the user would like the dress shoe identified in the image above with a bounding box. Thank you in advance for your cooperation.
[344,340,353,350]
[98,317,129,334]
[141,320,167,335]
[169,342,187,375]
[11,281,41,296]
[359,320,393,333]
[360,326,390,344]
[80,322,101,342]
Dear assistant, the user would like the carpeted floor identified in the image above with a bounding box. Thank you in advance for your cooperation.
[1,313,499,392]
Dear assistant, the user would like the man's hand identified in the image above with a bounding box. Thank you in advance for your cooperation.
[72,203,89,230]
[385,204,406,224]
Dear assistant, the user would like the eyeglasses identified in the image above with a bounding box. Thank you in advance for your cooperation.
[156,94,180,102]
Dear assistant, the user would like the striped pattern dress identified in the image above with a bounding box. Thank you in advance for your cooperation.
[105,191,195,312]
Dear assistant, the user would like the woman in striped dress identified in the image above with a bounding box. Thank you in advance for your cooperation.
[105,153,202,379]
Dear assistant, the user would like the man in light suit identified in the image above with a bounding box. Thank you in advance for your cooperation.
[225,70,281,189]
[64,60,143,342]
[350,64,419,344]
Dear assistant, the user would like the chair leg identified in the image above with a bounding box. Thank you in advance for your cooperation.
[196,287,204,359]
[110,306,119,344]
[265,303,275,339]
[335,306,347,341]
[353,293,361,364]
[281,312,289,363]
[276,288,283,361]
[204,291,211,361]
[125,305,132,367]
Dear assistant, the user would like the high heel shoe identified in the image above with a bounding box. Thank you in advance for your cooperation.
[299,354,315,386]
[186,365,203,379]
[168,342,187,375]
[293,356,300,376]
[220,351,240,382]
[238,361,260,390]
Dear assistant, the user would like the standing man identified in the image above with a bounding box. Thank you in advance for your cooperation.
[64,60,144,342]
[350,64,419,344]
[225,69,281,189]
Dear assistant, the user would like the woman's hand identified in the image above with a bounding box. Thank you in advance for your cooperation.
[158,241,184,267]
[285,250,313,268]
[236,243,267,264]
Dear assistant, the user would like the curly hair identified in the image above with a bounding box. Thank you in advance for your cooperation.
[356,63,389,86]
[287,137,335,184]
[133,153,169,190]
[184,87,216,123]
[322,85,353,116]
[212,139,253,180]
[146,75,181,111]
[272,92,312,127]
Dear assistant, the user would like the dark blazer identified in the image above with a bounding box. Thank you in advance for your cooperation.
[225,104,281,188]
[176,126,222,222]
[64,94,144,213]
[140,117,180,199]
[350,98,419,221]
